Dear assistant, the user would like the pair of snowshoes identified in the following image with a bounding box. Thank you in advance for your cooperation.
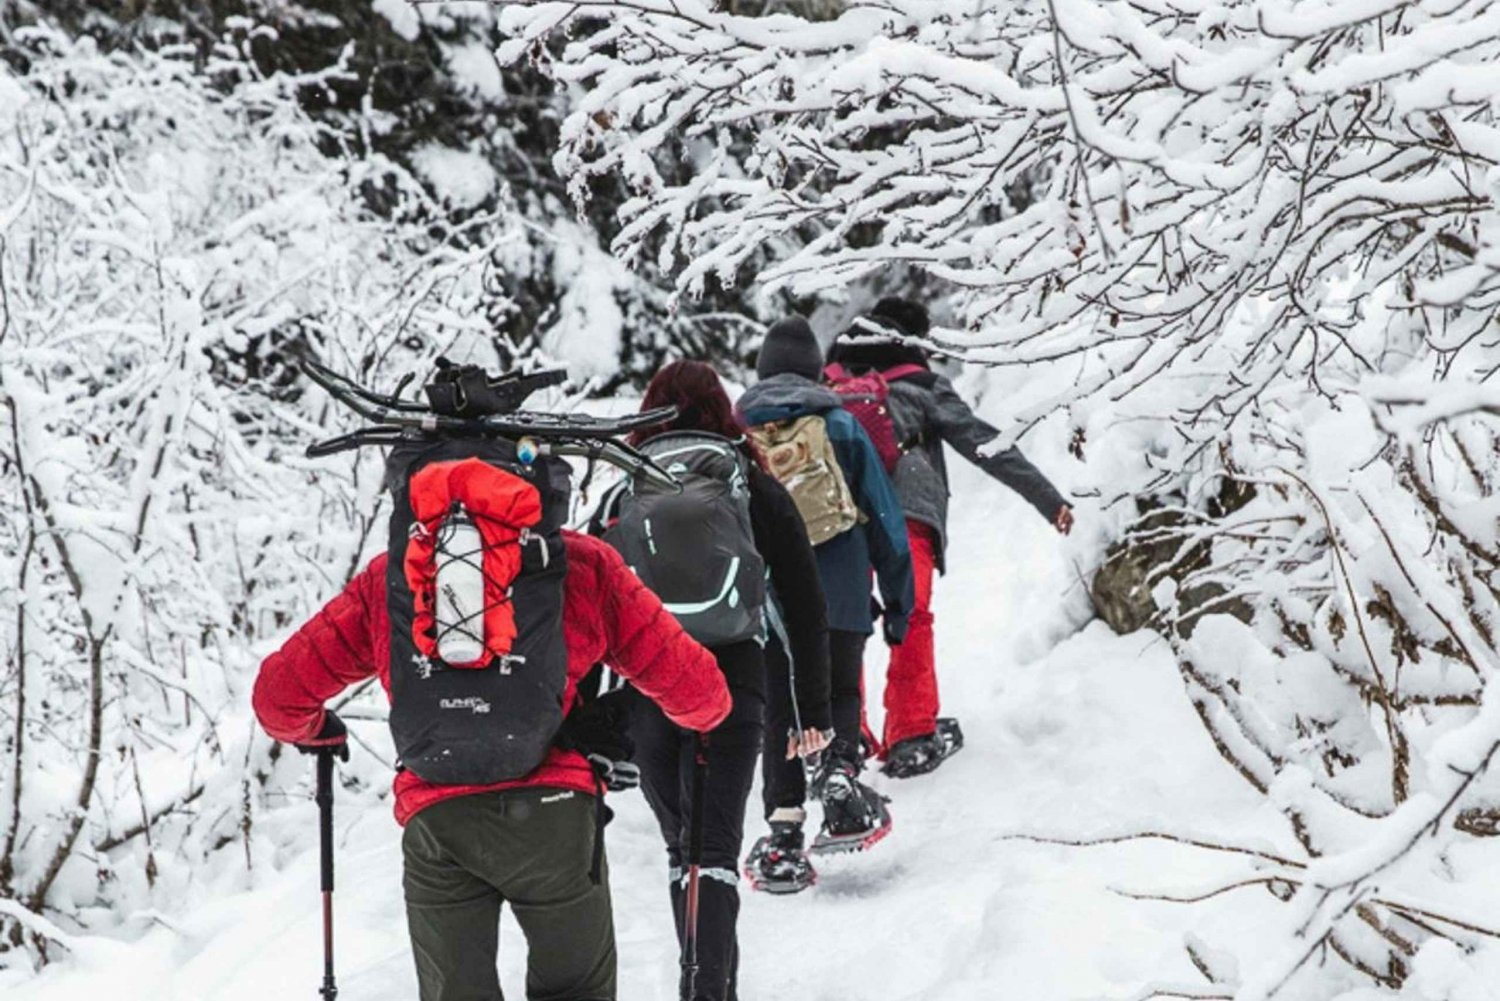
[882,718,964,779]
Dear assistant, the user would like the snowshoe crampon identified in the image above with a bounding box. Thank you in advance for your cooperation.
[744,826,817,895]
[811,766,892,855]
[883,717,965,779]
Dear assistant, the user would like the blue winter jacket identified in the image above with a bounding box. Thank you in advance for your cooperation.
[737,374,915,638]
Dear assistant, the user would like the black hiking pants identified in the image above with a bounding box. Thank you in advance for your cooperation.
[629,641,765,1001]
[402,787,615,1001]
[762,628,869,817]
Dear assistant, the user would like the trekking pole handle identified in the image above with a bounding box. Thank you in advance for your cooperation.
[688,731,709,863]
[682,732,709,1001]
[316,748,339,1001]
[316,749,335,892]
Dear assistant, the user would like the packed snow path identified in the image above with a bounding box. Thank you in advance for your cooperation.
[12,464,1290,1001]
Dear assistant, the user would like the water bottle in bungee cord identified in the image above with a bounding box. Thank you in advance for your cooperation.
[389,443,571,786]
[434,503,487,667]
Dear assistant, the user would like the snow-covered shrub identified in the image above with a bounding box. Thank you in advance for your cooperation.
[0,20,533,965]
[491,1,1500,995]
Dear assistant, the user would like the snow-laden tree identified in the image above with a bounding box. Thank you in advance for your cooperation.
[0,20,542,964]
[491,1,1500,995]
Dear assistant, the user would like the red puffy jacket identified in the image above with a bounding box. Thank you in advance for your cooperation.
[252,531,731,824]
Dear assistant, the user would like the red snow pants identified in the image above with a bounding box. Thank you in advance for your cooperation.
[882,519,940,749]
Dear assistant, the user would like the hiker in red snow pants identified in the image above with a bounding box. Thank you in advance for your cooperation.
[252,534,730,1001]
[884,519,942,751]
[826,297,1075,778]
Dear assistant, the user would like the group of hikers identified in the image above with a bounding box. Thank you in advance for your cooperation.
[252,297,1073,1001]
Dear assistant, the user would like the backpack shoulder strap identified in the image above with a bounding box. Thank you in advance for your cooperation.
[882,363,927,383]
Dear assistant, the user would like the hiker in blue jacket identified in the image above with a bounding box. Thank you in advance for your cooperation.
[737,316,915,891]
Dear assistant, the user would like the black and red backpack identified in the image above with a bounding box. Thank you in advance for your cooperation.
[303,359,678,786]
[384,436,572,785]
[824,362,926,474]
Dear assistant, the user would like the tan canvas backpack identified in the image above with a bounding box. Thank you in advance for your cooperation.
[748,415,860,545]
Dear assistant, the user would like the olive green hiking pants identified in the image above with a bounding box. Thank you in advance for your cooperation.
[402,788,616,1001]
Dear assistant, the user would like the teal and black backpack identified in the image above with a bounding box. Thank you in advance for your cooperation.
[604,432,767,647]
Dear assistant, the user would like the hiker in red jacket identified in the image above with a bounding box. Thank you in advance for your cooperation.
[252,533,731,1001]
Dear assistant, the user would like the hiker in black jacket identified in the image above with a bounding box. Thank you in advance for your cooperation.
[594,360,831,1001]
[827,297,1074,779]
[738,316,915,892]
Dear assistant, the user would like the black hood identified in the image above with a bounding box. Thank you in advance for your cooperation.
[826,331,931,372]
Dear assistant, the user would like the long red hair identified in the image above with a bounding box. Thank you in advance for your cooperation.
[630,360,767,471]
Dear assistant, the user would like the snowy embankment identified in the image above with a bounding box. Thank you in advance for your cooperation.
[7,451,1394,1001]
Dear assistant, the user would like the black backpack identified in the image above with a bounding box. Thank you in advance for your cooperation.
[384,436,572,786]
[604,432,767,647]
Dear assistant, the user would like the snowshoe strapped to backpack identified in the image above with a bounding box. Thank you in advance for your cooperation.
[747,416,861,546]
[604,432,767,648]
[824,362,926,474]
[385,437,572,786]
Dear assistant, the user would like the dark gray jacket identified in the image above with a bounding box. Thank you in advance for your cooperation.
[874,370,1067,567]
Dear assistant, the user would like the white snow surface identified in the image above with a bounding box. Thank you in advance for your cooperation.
[7,459,1435,1001]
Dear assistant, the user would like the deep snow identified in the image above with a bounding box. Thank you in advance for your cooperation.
[5,461,1387,1001]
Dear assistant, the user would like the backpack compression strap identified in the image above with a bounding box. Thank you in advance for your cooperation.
[881,363,928,382]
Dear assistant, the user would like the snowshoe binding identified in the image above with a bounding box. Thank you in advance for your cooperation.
[811,755,892,855]
[744,821,817,894]
[883,717,965,779]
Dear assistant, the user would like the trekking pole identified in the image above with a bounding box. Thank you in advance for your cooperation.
[788,669,823,791]
[770,606,823,790]
[315,748,339,1001]
[682,733,709,1001]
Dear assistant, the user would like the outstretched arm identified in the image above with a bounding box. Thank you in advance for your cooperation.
[929,375,1070,529]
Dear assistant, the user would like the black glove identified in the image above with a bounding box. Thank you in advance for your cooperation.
[295,711,349,762]
[883,613,909,647]
[557,689,637,791]
[586,754,641,793]
[872,595,907,647]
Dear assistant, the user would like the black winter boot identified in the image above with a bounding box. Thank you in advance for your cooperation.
[744,818,816,894]
[811,750,892,855]
[883,718,965,779]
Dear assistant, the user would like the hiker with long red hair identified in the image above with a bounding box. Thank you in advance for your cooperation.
[593,360,832,1001]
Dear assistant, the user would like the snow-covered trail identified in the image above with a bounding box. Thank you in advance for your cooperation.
[12,463,1290,1001]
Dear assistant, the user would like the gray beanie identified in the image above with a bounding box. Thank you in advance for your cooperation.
[756,316,823,380]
